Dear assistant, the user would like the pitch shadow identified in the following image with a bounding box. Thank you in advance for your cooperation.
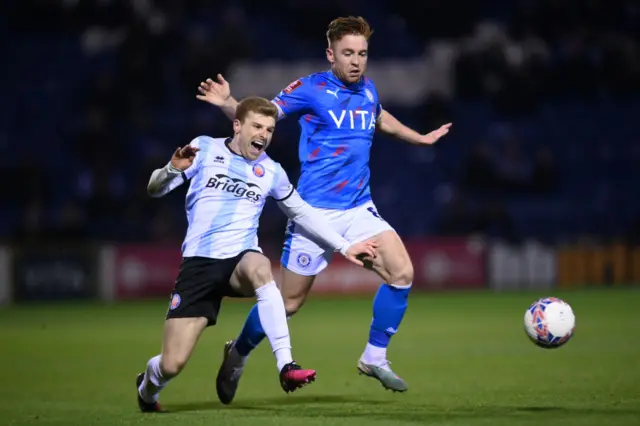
[167,394,393,413]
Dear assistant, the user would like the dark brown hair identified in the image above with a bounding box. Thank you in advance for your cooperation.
[326,16,373,45]
[235,96,279,122]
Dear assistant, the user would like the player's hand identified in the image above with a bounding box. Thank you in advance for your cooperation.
[170,144,200,171]
[343,240,379,267]
[419,123,452,145]
[196,74,231,106]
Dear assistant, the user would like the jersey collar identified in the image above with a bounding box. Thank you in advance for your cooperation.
[225,137,244,158]
[225,137,264,163]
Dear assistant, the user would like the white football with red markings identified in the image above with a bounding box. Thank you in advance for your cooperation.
[524,297,575,349]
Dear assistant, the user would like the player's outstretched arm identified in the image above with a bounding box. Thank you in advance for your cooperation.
[147,144,200,197]
[377,108,452,146]
[196,74,238,121]
[276,190,378,266]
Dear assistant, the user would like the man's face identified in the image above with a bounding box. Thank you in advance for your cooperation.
[233,111,276,161]
[326,34,369,84]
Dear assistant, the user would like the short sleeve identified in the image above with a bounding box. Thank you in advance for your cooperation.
[269,164,295,201]
[271,77,311,119]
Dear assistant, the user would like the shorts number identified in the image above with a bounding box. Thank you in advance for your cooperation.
[367,207,382,219]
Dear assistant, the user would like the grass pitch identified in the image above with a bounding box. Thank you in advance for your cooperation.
[1,288,638,425]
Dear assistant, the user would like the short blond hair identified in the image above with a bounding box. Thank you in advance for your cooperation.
[326,16,373,45]
[235,97,279,122]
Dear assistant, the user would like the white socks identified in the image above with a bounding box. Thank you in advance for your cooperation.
[255,281,293,371]
[138,355,170,403]
[362,343,388,367]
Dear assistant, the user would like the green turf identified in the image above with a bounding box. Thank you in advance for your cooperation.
[0,289,639,426]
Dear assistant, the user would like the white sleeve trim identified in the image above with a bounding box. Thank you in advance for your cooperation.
[270,100,286,121]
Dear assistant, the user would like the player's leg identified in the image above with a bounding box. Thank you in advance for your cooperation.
[216,225,333,404]
[280,266,318,314]
[137,257,219,411]
[229,251,297,372]
[217,266,317,404]
[344,202,413,392]
[232,268,316,357]
[216,250,316,403]
[137,317,208,410]
[231,221,331,358]
[360,229,413,365]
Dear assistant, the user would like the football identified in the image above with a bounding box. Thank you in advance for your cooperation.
[524,297,575,349]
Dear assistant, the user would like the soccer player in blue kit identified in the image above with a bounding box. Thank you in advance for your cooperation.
[197,16,451,402]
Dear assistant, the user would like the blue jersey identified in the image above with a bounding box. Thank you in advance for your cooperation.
[272,70,382,210]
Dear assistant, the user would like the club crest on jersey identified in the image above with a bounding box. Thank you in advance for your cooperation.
[252,163,265,178]
[169,293,181,310]
[365,88,374,102]
[283,79,302,94]
[297,253,311,268]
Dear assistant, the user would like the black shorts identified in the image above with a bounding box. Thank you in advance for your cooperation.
[165,250,259,326]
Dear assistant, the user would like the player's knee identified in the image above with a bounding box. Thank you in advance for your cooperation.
[388,258,414,287]
[284,297,304,316]
[250,257,274,287]
[159,354,188,378]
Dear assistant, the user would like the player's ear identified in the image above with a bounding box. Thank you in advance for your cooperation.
[233,119,241,134]
[326,47,334,64]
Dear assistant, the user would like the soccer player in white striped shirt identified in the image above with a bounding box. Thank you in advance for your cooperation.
[136,97,377,412]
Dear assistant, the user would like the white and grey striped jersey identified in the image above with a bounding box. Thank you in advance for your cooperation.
[153,136,296,259]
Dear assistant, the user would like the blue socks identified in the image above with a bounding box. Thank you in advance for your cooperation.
[235,283,411,361]
[234,304,266,356]
[368,283,410,349]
